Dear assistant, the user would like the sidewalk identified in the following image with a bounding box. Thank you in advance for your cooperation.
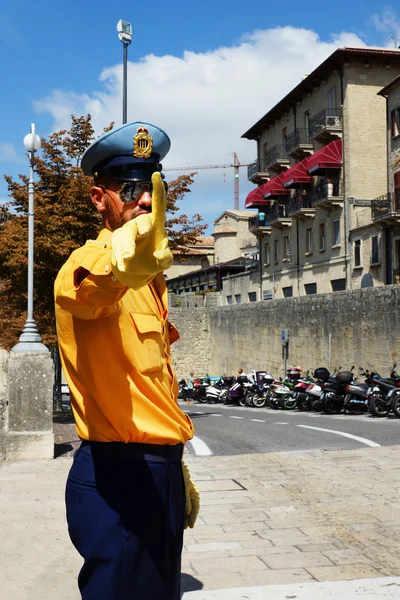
[1,430,400,598]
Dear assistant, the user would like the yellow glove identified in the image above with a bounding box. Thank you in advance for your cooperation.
[110,172,174,289]
[182,461,200,529]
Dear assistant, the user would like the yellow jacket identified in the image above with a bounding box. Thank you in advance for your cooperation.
[54,228,193,444]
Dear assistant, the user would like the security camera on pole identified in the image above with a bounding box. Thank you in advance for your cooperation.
[117,19,132,125]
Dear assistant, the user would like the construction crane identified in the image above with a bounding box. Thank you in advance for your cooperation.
[163,152,249,210]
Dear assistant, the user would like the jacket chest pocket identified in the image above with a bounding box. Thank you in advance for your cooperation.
[129,313,164,373]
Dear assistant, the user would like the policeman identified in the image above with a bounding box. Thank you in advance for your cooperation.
[54,121,200,600]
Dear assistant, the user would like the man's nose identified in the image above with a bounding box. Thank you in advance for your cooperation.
[137,190,152,208]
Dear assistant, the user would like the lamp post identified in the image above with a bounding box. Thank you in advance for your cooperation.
[12,123,49,353]
[117,19,132,124]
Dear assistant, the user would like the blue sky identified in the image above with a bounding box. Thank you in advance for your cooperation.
[1,1,400,232]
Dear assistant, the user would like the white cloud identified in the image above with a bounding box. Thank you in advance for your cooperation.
[34,26,366,229]
[0,142,25,165]
[371,7,400,46]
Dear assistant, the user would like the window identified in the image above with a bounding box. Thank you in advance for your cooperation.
[327,87,336,111]
[354,239,361,267]
[274,239,279,263]
[331,278,346,292]
[227,295,233,305]
[333,219,340,246]
[235,294,241,304]
[264,242,270,265]
[304,111,310,143]
[283,286,293,298]
[306,228,313,254]
[284,236,290,260]
[391,107,400,137]
[305,283,317,295]
[248,292,257,302]
[394,172,400,210]
[319,223,325,251]
[371,235,379,265]
[282,127,287,147]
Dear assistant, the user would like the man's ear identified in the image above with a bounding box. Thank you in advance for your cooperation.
[90,186,107,213]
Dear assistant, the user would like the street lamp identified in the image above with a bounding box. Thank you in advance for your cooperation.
[117,19,132,125]
[12,123,49,353]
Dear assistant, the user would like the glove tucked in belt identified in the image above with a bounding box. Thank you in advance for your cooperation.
[182,461,200,529]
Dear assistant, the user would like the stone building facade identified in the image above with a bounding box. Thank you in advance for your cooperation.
[212,210,258,263]
[243,47,400,299]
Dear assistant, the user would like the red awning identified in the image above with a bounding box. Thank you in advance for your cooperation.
[306,139,342,174]
[262,172,289,198]
[245,186,270,208]
[282,158,312,188]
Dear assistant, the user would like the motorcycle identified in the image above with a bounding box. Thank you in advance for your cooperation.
[321,367,355,414]
[368,364,400,417]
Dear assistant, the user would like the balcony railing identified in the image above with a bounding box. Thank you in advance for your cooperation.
[247,159,260,180]
[286,192,313,216]
[310,178,343,206]
[248,211,273,232]
[284,128,312,154]
[270,203,289,223]
[371,192,400,220]
[264,144,289,170]
[309,108,343,139]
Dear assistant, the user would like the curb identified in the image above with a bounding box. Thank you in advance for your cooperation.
[182,577,400,599]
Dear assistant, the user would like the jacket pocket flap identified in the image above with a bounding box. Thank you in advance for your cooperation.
[131,313,162,334]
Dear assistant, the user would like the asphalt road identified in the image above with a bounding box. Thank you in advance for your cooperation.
[180,401,400,456]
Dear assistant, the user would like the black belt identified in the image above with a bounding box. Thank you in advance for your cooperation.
[81,440,183,462]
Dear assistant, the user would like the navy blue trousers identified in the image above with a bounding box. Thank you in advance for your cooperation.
[66,441,185,600]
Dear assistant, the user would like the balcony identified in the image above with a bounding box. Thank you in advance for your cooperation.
[310,178,344,209]
[286,192,315,220]
[264,144,290,171]
[309,108,343,141]
[247,159,269,184]
[269,203,292,228]
[371,192,400,224]
[284,128,313,157]
[248,211,273,235]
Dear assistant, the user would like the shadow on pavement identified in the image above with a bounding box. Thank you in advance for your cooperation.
[181,573,203,596]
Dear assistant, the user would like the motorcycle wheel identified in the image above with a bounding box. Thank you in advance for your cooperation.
[282,395,297,410]
[253,394,266,408]
[198,395,208,404]
[297,396,311,411]
[267,393,278,410]
[208,395,217,404]
[238,395,247,407]
[369,395,389,417]
[323,397,342,414]
[220,390,228,404]
[391,393,400,418]
[369,396,389,417]
[245,394,254,407]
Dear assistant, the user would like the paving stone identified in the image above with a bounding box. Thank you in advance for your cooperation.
[261,551,334,569]
[185,542,241,553]
[322,548,374,565]
[306,564,382,581]
[241,567,314,587]
[193,555,268,575]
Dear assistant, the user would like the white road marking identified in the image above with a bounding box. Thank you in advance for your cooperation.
[250,419,266,422]
[275,422,289,425]
[297,425,380,447]
[209,413,222,416]
[230,416,244,419]
[188,436,213,456]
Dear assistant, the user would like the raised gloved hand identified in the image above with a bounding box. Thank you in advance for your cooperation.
[110,172,173,289]
[182,461,200,529]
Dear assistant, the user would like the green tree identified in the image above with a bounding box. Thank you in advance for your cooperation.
[0,115,206,352]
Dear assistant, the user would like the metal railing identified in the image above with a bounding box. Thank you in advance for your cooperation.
[284,128,312,154]
[286,192,313,216]
[264,144,288,170]
[270,203,289,223]
[248,211,274,231]
[371,192,400,220]
[309,178,343,206]
[309,108,343,139]
[247,159,259,180]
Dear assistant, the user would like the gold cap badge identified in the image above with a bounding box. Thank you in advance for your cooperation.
[133,127,153,158]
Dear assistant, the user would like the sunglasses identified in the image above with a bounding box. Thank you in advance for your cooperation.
[116,180,169,204]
